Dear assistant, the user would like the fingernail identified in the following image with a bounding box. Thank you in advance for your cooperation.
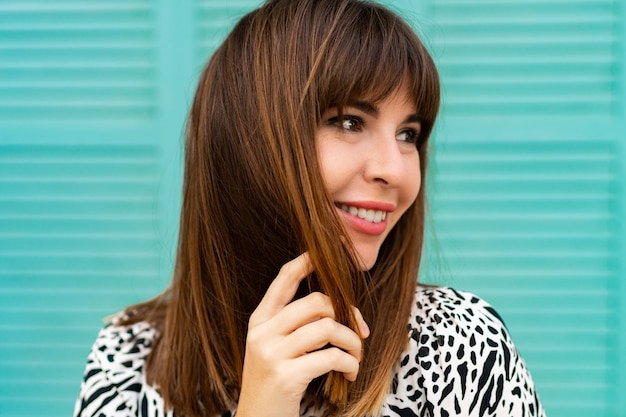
[360,320,370,338]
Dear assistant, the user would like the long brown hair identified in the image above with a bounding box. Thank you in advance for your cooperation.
[123,0,440,416]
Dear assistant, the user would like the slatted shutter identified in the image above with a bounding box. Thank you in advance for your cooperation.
[405,0,625,416]
[0,2,170,416]
[0,1,623,417]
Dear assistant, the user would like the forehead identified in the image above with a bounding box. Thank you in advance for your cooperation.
[331,76,418,113]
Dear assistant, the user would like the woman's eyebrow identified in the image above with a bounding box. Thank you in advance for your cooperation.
[347,100,379,116]
[346,100,422,125]
[404,114,423,125]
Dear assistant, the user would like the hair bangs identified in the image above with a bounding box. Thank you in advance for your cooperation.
[313,1,439,137]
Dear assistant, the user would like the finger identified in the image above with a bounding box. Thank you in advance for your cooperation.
[352,306,370,339]
[271,291,335,334]
[269,293,369,340]
[251,253,314,325]
[292,347,361,382]
[281,317,363,362]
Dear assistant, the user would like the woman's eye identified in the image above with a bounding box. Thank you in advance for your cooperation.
[396,129,420,145]
[329,115,363,132]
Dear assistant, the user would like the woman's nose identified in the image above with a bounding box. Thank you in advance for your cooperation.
[364,133,405,186]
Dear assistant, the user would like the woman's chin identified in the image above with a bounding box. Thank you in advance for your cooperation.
[355,251,379,271]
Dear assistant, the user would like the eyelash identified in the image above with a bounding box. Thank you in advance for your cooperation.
[328,115,364,132]
[327,115,422,147]
[397,129,421,145]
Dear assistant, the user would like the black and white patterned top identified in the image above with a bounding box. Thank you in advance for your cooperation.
[74,287,545,417]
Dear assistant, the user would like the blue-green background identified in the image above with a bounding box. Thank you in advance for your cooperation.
[0,1,624,416]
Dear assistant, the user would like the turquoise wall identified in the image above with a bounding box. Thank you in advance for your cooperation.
[0,1,624,416]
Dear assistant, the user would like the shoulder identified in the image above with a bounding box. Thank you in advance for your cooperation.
[95,314,157,359]
[74,315,161,417]
[412,286,507,338]
[384,286,545,417]
[89,314,157,384]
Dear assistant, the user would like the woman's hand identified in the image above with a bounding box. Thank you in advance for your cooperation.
[236,253,370,417]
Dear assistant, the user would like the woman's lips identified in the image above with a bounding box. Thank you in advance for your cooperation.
[335,202,395,236]
[338,204,387,223]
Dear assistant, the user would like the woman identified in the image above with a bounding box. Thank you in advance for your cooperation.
[74,0,545,416]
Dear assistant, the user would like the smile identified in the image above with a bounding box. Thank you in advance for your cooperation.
[338,204,388,223]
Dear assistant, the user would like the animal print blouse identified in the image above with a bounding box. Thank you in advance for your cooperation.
[74,287,545,417]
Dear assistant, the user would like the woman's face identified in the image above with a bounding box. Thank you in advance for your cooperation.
[316,85,422,270]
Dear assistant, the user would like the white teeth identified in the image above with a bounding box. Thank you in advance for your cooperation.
[339,204,388,223]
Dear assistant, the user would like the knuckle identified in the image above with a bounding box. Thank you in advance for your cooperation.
[278,262,293,276]
[246,326,261,345]
[319,317,336,336]
[309,291,326,305]
[328,347,344,362]
[307,292,331,313]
